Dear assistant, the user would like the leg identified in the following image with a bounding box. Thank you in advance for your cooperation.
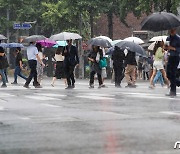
[64,65,71,87]
[130,65,136,85]
[0,69,7,86]
[160,69,170,87]
[13,66,20,83]
[69,66,75,86]
[89,71,96,86]
[97,73,103,86]
[125,64,132,85]
[150,69,157,86]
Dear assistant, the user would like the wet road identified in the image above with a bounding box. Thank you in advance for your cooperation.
[0,78,180,154]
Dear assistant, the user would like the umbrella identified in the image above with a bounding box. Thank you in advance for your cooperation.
[149,35,167,42]
[124,37,144,44]
[88,38,112,48]
[106,47,115,55]
[49,32,82,41]
[141,12,180,32]
[53,41,67,48]
[95,36,112,43]
[148,42,156,51]
[0,34,7,40]
[115,41,147,56]
[7,43,24,48]
[0,43,8,48]
[36,39,56,48]
[23,35,47,43]
[111,39,122,46]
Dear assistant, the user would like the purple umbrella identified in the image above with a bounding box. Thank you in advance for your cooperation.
[36,39,56,48]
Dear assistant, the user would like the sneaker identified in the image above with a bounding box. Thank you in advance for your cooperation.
[165,92,176,97]
[11,82,18,84]
[98,84,105,89]
[51,84,54,87]
[125,84,132,88]
[89,85,94,89]
[65,86,72,89]
[23,84,30,88]
[71,85,75,89]
[1,84,7,88]
[35,85,42,88]
[149,85,155,89]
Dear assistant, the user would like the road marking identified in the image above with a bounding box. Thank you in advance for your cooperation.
[19,117,31,120]
[35,93,66,97]
[25,96,61,101]
[0,93,15,97]
[77,95,115,100]
[160,111,180,116]
[41,103,61,108]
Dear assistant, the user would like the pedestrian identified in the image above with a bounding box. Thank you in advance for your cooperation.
[111,46,125,87]
[0,47,8,88]
[124,49,137,88]
[101,48,108,85]
[63,39,79,89]
[165,28,180,96]
[88,45,104,89]
[51,46,67,87]
[137,56,143,79]
[142,59,150,80]
[36,43,44,84]
[23,42,45,88]
[11,47,27,84]
[149,41,170,89]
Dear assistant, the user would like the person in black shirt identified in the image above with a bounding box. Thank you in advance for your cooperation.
[63,39,79,89]
[11,47,27,84]
[112,46,125,87]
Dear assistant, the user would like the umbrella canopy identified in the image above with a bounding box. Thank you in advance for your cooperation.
[53,41,67,48]
[106,46,115,55]
[111,39,122,46]
[148,42,156,51]
[124,37,144,44]
[36,39,56,48]
[0,43,8,48]
[7,43,24,48]
[115,41,147,56]
[49,32,82,41]
[149,35,167,42]
[141,12,180,32]
[88,38,112,48]
[0,34,7,40]
[23,35,47,43]
[95,36,112,43]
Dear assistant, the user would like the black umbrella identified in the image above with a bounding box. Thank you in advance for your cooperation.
[88,38,112,48]
[141,12,180,32]
[115,41,147,57]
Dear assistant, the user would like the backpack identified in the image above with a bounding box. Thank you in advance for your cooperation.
[99,57,107,68]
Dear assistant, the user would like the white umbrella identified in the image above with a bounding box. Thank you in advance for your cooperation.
[49,32,82,41]
[0,34,7,40]
[123,37,144,44]
[148,42,156,51]
[95,36,112,43]
[149,35,167,42]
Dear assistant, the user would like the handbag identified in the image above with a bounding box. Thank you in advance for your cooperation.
[99,57,107,68]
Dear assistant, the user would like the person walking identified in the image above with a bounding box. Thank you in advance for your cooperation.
[142,59,150,80]
[165,28,180,96]
[149,41,170,89]
[0,47,8,88]
[111,46,125,88]
[11,47,27,84]
[63,39,79,89]
[36,43,44,84]
[51,46,67,87]
[23,42,44,88]
[88,45,104,88]
[124,49,137,88]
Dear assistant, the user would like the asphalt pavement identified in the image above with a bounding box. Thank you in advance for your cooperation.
[0,77,180,154]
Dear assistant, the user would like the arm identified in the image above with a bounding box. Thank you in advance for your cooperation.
[36,54,45,67]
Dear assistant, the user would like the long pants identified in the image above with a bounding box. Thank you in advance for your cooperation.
[64,65,75,86]
[125,64,136,85]
[167,56,180,94]
[90,71,103,86]
[0,69,7,85]
[14,66,27,83]
[153,70,164,86]
[25,60,38,86]
[143,71,149,80]
[113,65,124,86]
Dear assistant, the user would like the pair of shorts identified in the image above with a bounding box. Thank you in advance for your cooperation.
[153,61,164,70]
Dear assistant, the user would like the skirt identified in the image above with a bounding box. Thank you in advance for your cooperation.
[54,61,65,79]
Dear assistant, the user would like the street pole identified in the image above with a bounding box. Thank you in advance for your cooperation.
[6,8,10,61]
[79,13,84,79]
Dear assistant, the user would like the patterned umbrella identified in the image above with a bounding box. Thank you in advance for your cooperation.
[36,39,56,48]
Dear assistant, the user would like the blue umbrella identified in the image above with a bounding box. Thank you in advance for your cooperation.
[0,43,8,48]
[7,43,24,48]
[53,41,67,48]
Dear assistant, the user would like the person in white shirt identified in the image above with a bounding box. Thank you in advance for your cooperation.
[23,42,44,88]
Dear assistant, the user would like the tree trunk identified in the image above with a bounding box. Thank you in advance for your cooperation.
[89,10,94,38]
[166,0,172,12]
[107,11,113,39]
